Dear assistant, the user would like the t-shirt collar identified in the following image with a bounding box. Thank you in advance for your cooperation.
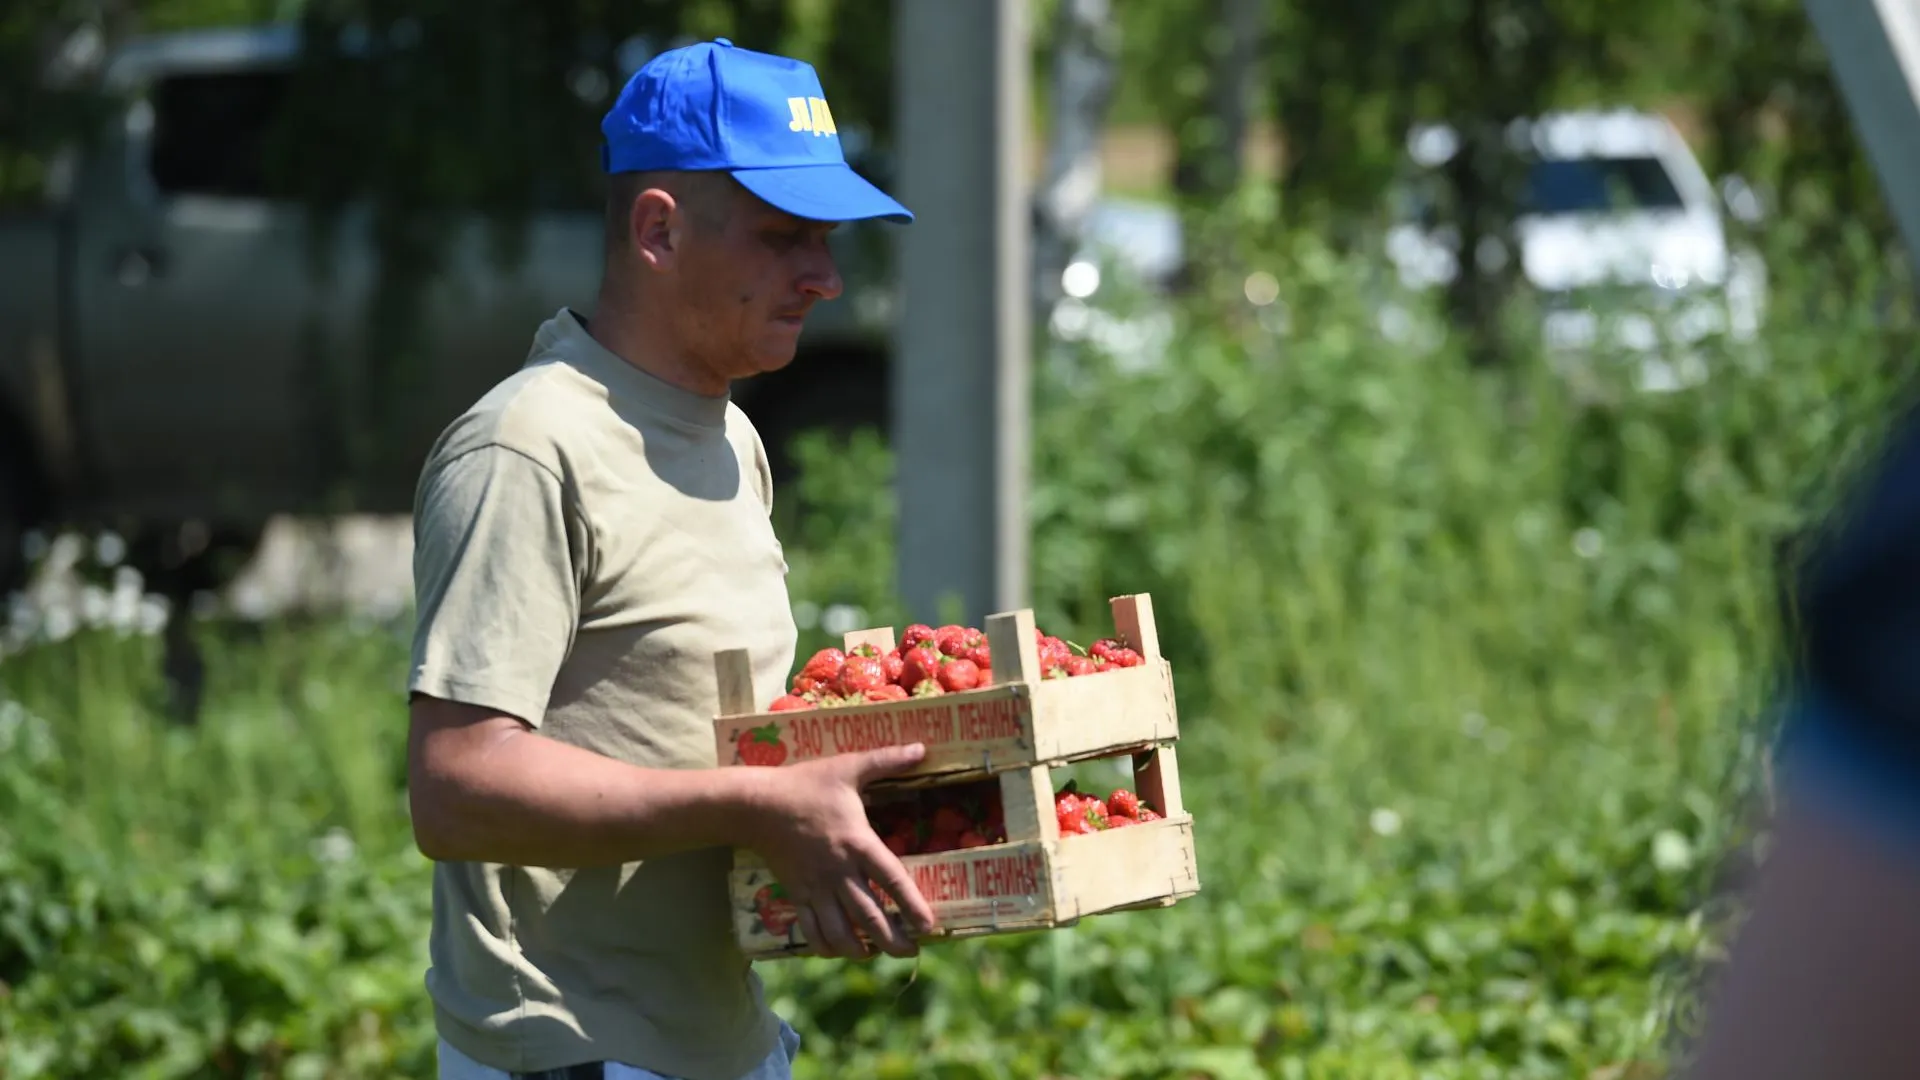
[534,307,731,431]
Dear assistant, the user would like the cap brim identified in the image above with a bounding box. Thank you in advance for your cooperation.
[731,163,914,224]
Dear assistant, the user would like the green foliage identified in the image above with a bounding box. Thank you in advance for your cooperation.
[9,221,1892,1074]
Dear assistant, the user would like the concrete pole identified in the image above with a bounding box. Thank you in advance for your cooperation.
[892,0,1032,625]
[1804,0,1920,276]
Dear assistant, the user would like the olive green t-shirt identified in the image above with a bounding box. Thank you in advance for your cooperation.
[407,307,798,1079]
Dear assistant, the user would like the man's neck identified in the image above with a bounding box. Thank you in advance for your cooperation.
[583,289,730,399]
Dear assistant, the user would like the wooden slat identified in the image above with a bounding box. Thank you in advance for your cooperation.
[999,763,1059,844]
[985,607,1040,685]
[1133,744,1185,818]
[714,648,758,717]
[843,626,897,653]
[1109,593,1162,663]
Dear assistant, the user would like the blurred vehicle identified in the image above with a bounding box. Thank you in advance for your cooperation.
[0,22,1148,597]
[1383,108,1771,391]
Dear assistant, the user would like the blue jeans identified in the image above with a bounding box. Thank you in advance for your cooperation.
[436,1021,801,1080]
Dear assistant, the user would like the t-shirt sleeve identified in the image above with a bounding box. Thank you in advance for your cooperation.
[408,444,586,728]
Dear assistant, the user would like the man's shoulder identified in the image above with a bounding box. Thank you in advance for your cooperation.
[423,357,612,480]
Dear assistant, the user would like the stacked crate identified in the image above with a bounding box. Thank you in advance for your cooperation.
[712,594,1200,959]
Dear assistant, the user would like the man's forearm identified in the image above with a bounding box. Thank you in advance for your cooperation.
[409,707,774,868]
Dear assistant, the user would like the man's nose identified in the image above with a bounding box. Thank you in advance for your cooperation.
[800,247,843,301]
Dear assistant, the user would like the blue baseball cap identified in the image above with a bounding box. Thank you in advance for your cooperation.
[601,38,912,225]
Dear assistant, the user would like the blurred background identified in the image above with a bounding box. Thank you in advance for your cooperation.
[2,0,1915,1076]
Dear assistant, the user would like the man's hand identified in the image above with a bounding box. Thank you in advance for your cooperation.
[741,743,940,960]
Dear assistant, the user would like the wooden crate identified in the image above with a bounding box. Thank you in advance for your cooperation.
[716,594,1199,959]
[712,595,1179,787]
[731,785,1198,958]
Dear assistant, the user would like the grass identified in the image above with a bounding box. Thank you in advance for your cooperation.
[3,220,1916,1078]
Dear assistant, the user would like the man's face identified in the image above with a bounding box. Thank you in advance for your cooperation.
[668,182,845,381]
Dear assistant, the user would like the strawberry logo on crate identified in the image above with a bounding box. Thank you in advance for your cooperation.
[752,883,799,937]
[734,723,789,766]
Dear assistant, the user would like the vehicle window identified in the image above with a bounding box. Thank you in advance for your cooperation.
[147,68,294,198]
[1523,156,1685,215]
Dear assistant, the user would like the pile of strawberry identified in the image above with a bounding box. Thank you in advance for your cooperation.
[863,779,1165,856]
[867,779,1006,855]
[770,622,1148,712]
[1055,780,1163,835]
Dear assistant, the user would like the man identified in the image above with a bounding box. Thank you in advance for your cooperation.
[404,39,937,1080]
[1684,405,1920,1079]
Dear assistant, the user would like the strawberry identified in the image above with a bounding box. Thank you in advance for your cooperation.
[1106,814,1138,828]
[900,645,944,691]
[958,830,990,849]
[1136,806,1163,822]
[1037,635,1072,676]
[1108,789,1142,819]
[883,829,914,857]
[1063,655,1100,677]
[799,647,846,686]
[936,624,988,659]
[936,657,983,693]
[967,642,993,670]
[834,655,890,697]
[1106,647,1145,669]
[901,623,937,649]
[882,651,906,684]
[864,684,909,702]
[1090,638,1121,660]
[931,805,973,841]
[735,724,788,766]
[792,675,824,696]
[769,694,811,712]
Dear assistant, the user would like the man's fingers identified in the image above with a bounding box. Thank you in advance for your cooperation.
[838,874,916,958]
[863,841,939,937]
[811,897,866,960]
[796,902,828,959]
[848,742,927,785]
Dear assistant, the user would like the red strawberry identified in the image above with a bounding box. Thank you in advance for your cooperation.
[958,830,990,849]
[883,828,914,857]
[1062,655,1099,677]
[1057,807,1096,835]
[1136,806,1163,822]
[799,648,846,685]
[1106,814,1137,828]
[1107,647,1145,668]
[754,883,798,935]
[769,694,811,712]
[968,642,993,670]
[1090,638,1121,660]
[901,623,937,649]
[792,675,824,696]
[931,805,972,841]
[864,684,909,702]
[735,724,788,766]
[882,651,906,684]
[1037,635,1072,675]
[1108,789,1142,819]
[900,645,944,691]
[834,655,890,697]
[936,657,983,693]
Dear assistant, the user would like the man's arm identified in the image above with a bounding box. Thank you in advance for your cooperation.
[407,695,765,867]
[408,695,939,959]
[404,442,936,958]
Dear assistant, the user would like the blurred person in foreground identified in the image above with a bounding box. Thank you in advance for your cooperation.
[1686,406,1920,1079]
[402,39,934,1080]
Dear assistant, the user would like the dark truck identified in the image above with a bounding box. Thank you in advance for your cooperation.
[0,23,906,598]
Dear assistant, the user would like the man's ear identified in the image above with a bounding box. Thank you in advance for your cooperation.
[630,187,684,273]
